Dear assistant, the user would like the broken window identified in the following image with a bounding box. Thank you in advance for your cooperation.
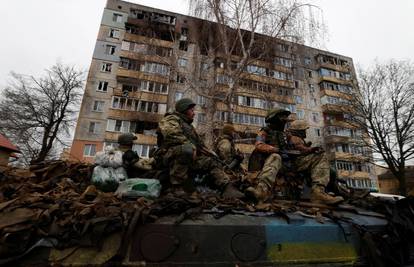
[109,28,120,39]
[179,41,188,51]
[93,100,105,112]
[312,112,319,123]
[97,81,108,92]
[178,58,188,68]
[105,45,116,55]
[233,113,265,126]
[88,121,101,134]
[83,144,97,157]
[106,119,133,133]
[309,84,315,93]
[101,62,112,72]
[112,13,123,23]
[176,74,186,84]
[132,144,155,158]
[277,43,289,52]
[274,57,293,67]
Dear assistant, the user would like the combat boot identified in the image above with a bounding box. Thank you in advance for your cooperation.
[245,182,272,202]
[222,183,245,199]
[310,185,344,205]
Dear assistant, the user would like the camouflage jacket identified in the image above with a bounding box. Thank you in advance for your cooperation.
[214,134,237,164]
[287,135,313,154]
[254,126,287,154]
[158,112,203,149]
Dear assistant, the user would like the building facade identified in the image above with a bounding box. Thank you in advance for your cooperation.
[70,0,378,191]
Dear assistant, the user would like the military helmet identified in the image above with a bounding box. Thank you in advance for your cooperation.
[118,133,137,146]
[222,124,236,135]
[265,108,291,123]
[289,120,309,130]
[175,98,196,113]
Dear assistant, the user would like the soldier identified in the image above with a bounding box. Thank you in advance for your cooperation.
[118,133,154,178]
[286,120,343,204]
[156,98,244,198]
[214,124,244,172]
[246,108,291,202]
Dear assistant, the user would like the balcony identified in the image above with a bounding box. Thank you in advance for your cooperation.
[123,33,174,48]
[113,88,168,103]
[328,151,370,162]
[117,68,169,84]
[105,132,157,145]
[321,104,355,115]
[119,50,172,66]
[108,109,164,122]
[337,170,370,179]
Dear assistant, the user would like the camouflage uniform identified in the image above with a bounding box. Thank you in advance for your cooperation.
[157,111,229,187]
[288,135,330,186]
[214,125,244,171]
[246,109,291,201]
[248,127,285,187]
[287,120,343,204]
[117,133,154,178]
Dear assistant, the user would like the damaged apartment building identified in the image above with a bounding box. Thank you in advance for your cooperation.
[70,0,378,191]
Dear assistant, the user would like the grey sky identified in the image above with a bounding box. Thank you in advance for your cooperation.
[0,0,413,89]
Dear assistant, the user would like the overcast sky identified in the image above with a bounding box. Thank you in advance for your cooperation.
[0,0,413,89]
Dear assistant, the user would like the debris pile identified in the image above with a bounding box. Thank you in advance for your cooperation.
[0,160,413,266]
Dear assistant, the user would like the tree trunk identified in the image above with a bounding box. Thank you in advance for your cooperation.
[398,172,407,196]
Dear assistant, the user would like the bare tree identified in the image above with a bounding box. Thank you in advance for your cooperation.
[353,60,414,196]
[0,63,84,164]
[186,0,326,144]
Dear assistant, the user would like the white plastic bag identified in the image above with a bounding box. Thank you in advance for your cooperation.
[91,166,128,192]
[95,146,123,168]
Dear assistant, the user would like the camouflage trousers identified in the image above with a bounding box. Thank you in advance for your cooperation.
[256,152,329,188]
[161,145,230,187]
[257,153,282,188]
[295,153,330,186]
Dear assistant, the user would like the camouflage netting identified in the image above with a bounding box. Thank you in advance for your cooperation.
[0,160,414,266]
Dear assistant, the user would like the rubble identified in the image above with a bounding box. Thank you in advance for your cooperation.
[0,160,413,266]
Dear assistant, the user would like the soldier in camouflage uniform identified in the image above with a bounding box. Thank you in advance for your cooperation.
[246,109,290,202]
[214,124,244,172]
[156,98,244,198]
[117,133,154,178]
[287,120,343,204]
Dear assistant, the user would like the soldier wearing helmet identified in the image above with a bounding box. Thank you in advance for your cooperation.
[287,120,343,204]
[156,98,244,198]
[246,108,292,202]
[214,124,244,172]
[117,133,154,178]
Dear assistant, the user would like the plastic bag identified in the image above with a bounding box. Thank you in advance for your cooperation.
[91,166,128,192]
[115,178,161,198]
[95,146,123,168]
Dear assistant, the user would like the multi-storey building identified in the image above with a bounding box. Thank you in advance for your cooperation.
[70,0,378,191]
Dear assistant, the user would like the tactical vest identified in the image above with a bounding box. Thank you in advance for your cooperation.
[248,126,287,171]
[261,126,287,150]
[157,112,203,149]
